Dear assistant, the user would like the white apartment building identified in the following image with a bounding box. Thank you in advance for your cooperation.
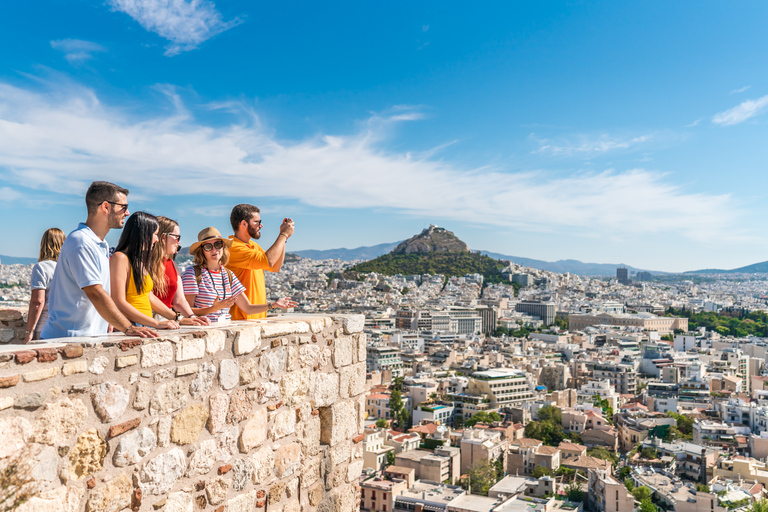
[467,369,536,407]
[577,379,620,411]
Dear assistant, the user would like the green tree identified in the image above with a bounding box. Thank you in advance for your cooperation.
[532,465,552,478]
[376,418,389,429]
[639,499,656,512]
[537,406,562,424]
[565,482,584,502]
[632,486,652,502]
[640,447,657,460]
[747,498,768,512]
[389,378,408,429]
[467,459,499,496]
[624,478,635,492]
[696,484,710,493]
[587,447,618,464]
[465,411,503,427]
[386,450,395,467]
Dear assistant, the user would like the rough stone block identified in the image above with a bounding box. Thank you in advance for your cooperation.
[108,417,141,438]
[35,347,59,362]
[68,428,108,479]
[227,388,253,425]
[232,457,254,491]
[89,356,109,374]
[337,315,364,334]
[170,403,209,444]
[251,446,274,484]
[149,379,188,415]
[261,321,310,338]
[15,483,84,512]
[269,481,286,504]
[91,382,130,423]
[347,460,363,482]
[176,337,206,361]
[239,407,268,452]
[280,367,310,405]
[164,492,194,512]
[274,443,301,478]
[219,359,239,390]
[208,393,229,433]
[186,438,218,478]
[270,408,296,440]
[0,417,32,459]
[86,473,132,512]
[314,372,339,407]
[14,350,36,364]
[61,345,84,358]
[206,329,226,354]
[320,400,357,446]
[15,392,45,409]
[139,447,187,495]
[356,332,366,362]
[113,427,156,467]
[259,347,286,381]
[190,361,216,399]
[141,342,174,368]
[206,476,231,505]
[157,415,172,447]
[234,326,260,355]
[32,397,88,445]
[239,357,260,386]
[332,336,354,368]
[339,362,366,398]
[0,374,19,387]
[134,380,151,410]
[226,490,257,512]
[176,363,198,376]
[0,396,12,410]
[115,354,138,368]
[22,366,60,382]
[62,360,87,376]
[302,416,321,457]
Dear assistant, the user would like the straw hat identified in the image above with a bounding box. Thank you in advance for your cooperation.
[189,227,233,253]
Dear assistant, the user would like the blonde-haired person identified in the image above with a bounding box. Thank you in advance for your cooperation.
[24,228,66,342]
[150,216,209,326]
[181,227,297,323]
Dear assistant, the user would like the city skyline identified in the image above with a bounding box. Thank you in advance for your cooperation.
[1,2,768,272]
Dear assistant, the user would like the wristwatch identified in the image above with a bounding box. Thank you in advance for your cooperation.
[174,311,182,321]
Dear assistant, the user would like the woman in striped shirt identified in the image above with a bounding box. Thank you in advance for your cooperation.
[182,227,297,323]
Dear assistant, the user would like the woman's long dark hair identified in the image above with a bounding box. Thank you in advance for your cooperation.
[115,211,159,295]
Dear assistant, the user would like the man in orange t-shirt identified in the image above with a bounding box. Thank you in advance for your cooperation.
[226,204,294,320]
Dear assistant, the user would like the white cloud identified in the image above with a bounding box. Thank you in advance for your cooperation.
[0,81,741,242]
[712,95,768,126]
[685,119,701,128]
[50,39,107,63]
[108,0,241,55]
[730,85,751,94]
[532,133,653,156]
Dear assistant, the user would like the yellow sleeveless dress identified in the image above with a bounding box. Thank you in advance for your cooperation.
[126,268,154,318]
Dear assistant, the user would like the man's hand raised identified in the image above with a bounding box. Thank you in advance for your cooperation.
[279,218,295,239]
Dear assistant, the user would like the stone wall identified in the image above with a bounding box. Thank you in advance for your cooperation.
[0,312,366,512]
[0,306,26,343]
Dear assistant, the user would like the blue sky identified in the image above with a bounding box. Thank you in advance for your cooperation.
[1,1,767,272]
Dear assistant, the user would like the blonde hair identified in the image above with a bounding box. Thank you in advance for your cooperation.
[151,216,179,297]
[38,228,66,262]
[193,245,230,269]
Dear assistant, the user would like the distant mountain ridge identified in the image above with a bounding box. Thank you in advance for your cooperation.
[685,260,768,274]
[292,242,401,261]
[0,254,37,265]
[481,252,654,276]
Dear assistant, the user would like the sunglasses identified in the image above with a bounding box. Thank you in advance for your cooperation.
[166,233,181,242]
[202,240,224,252]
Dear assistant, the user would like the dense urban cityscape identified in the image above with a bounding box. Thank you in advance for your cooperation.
[5,240,768,512]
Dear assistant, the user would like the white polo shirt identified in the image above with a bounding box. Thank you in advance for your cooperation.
[41,223,111,339]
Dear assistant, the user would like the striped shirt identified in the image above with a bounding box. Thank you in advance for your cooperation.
[181,266,245,322]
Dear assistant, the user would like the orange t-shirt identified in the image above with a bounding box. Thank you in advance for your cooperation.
[226,236,278,320]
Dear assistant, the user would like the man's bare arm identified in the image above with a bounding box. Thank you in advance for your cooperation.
[83,284,158,338]
[264,218,294,270]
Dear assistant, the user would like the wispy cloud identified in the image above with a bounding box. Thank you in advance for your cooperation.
[685,119,702,128]
[50,39,107,64]
[532,133,653,156]
[107,0,242,56]
[713,95,768,126]
[0,81,741,242]
[730,85,751,94]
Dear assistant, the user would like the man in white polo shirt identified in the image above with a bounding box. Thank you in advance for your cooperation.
[41,181,158,339]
